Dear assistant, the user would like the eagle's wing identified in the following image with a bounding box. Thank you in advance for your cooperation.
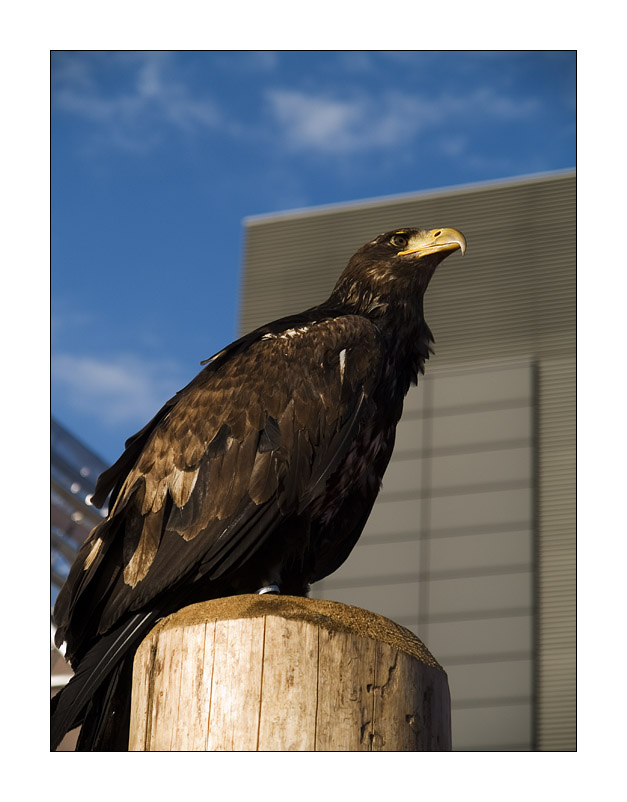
[54,313,385,653]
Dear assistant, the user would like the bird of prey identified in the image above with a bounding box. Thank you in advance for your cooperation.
[51,226,466,750]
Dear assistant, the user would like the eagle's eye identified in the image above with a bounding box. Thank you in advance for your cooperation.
[390,234,409,249]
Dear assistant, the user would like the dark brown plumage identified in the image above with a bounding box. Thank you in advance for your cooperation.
[51,226,465,751]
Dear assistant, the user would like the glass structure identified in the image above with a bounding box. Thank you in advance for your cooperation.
[51,419,108,610]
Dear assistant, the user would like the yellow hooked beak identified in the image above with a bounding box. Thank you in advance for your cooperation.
[397,227,466,259]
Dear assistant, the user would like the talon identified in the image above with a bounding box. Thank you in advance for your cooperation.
[256,584,280,595]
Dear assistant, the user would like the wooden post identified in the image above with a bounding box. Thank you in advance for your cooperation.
[129,595,451,751]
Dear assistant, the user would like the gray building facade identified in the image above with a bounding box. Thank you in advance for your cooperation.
[239,171,576,751]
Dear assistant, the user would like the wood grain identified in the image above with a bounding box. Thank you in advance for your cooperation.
[129,595,451,751]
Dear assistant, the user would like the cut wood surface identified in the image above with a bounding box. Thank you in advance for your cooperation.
[129,595,451,751]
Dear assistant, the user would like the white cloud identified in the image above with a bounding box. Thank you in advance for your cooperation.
[52,351,185,427]
[266,89,419,153]
[439,87,541,122]
[265,86,542,155]
[52,52,223,151]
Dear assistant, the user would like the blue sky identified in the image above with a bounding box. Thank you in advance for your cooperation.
[51,50,575,463]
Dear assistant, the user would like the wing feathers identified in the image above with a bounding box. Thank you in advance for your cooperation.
[169,466,199,509]
[228,430,260,509]
[249,449,279,505]
[258,416,281,453]
[123,505,164,587]
[58,314,385,656]
[279,429,312,514]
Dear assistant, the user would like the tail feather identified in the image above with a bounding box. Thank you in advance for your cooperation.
[51,610,159,751]
[75,656,136,750]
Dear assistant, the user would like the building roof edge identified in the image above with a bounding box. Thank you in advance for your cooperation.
[243,168,576,226]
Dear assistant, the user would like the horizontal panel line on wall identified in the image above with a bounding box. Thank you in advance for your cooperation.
[441,650,533,667]
[402,398,533,419]
[418,606,533,626]
[452,695,532,711]
[362,519,532,544]
[392,438,532,461]
[318,563,533,590]
[454,742,532,752]
[378,478,531,504]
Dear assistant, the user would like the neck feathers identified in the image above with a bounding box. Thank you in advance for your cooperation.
[327,274,434,390]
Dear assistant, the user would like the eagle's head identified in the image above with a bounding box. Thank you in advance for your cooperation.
[331,226,466,317]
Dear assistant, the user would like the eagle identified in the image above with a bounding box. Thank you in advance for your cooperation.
[51,226,466,751]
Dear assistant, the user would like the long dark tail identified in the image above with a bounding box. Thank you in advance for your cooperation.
[75,655,136,750]
[51,610,159,751]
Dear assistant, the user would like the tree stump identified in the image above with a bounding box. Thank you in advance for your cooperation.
[129,594,451,751]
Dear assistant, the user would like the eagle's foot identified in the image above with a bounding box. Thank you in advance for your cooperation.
[256,584,280,595]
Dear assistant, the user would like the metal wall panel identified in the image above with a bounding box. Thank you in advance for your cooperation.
[427,615,533,661]
[535,355,576,750]
[429,485,532,531]
[429,529,533,574]
[239,171,575,750]
[452,704,533,751]
[447,659,534,701]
